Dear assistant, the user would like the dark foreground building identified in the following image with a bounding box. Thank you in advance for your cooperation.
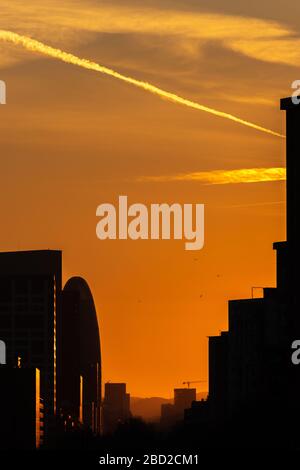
[59,277,101,433]
[0,251,102,445]
[208,97,300,425]
[0,366,43,449]
[0,250,61,437]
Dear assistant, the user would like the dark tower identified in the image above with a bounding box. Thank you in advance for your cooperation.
[276,99,300,307]
[0,250,62,438]
[278,96,300,410]
[273,97,300,364]
[209,97,300,428]
[274,98,300,300]
[59,277,101,433]
[280,97,300,248]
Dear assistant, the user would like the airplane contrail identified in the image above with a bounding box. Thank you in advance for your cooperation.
[0,30,284,138]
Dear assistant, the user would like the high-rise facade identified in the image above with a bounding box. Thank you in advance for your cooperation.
[59,277,101,433]
[0,250,61,436]
[208,97,300,422]
[0,251,102,442]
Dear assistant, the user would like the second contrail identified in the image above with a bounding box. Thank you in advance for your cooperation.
[0,30,284,138]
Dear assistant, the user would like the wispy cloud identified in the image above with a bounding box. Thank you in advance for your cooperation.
[228,38,300,66]
[139,168,286,185]
[1,0,300,68]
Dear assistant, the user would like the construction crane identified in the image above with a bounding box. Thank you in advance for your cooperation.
[182,380,205,388]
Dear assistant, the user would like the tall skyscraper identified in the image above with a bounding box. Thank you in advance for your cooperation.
[0,250,62,436]
[59,277,101,433]
[208,96,300,422]
[0,250,102,441]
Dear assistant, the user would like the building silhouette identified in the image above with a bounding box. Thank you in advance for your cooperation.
[0,250,102,444]
[208,96,300,424]
[59,276,101,433]
[161,388,196,427]
[102,383,130,434]
[161,403,178,427]
[0,366,43,449]
[0,250,62,437]
[208,331,228,421]
[174,388,196,414]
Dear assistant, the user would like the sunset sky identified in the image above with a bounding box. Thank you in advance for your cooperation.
[0,0,297,397]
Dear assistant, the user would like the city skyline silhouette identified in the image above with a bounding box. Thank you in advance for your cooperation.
[0,93,298,450]
[0,0,293,402]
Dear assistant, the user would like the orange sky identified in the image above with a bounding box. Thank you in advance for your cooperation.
[0,0,296,397]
